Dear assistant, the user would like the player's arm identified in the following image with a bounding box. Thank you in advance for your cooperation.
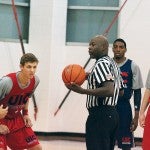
[0,77,12,119]
[22,100,33,127]
[130,89,141,131]
[139,70,150,127]
[0,77,11,134]
[131,62,143,131]
[22,100,29,116]
[22,75,40,126]
[139,89,150,128]
[134,89,142,112]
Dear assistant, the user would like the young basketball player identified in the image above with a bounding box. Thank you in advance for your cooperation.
[0,53,42,150]
[112,38,143,150]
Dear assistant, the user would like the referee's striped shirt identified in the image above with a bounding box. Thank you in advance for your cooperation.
[86,55,124,109]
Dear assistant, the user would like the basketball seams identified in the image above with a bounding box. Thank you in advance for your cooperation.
[62,65,71,84]
[72,65,83,84]
[62,64,86,85]
[63,68,69,83]
[70,65,74,83]
[77,69,86,85]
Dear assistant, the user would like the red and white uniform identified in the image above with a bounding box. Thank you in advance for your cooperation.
[0,72,40,150]
[142,70,150,150]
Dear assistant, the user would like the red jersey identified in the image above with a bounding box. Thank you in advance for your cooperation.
[0,73,35,119]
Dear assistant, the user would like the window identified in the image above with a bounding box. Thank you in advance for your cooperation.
[66,0,119,45]
[0,0,30,43]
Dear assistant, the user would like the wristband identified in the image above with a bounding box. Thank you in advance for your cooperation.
[22,109,28,116]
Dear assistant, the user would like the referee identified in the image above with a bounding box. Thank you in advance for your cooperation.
[66,35,124,150]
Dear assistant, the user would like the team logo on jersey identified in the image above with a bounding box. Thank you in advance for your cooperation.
[8,93,30,105]
[121,72,128,77]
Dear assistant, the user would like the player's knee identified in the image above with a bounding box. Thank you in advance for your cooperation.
[35,144,42,150]
[28,144,42,150]
[38,145,42,150]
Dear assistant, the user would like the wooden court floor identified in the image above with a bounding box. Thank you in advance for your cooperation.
[37,134,142,150]
[40,140,142,150]
[6,135,142,149]
[6,140,142,150]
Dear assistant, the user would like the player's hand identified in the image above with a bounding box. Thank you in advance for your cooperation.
[139,113,145,128]
[0,105,8,119]
[65,82,85,94]
[23,115,33,127]
[130,117,138,132]
[0,124,10,134]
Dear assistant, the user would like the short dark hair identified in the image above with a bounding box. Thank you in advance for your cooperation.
[20,53,39,66]
[113,38,126,49]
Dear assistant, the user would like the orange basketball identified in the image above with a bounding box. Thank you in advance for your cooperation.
[62,64,86,85]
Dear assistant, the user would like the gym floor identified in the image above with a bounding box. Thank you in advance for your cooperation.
[6,135,142,149]
[36,133,142,149]
[40,140,142,150]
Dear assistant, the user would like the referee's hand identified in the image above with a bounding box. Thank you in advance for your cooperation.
[65,82,85,94]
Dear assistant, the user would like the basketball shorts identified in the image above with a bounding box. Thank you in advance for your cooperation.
[116,102,134,149]
[0,135,7,150]
[0,114,40,150]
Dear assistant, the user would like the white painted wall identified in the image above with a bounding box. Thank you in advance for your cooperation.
[0,0,149,138]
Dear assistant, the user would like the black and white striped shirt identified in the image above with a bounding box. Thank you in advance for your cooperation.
[86,55,124,109]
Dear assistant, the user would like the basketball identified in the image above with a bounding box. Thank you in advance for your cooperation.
[62,64,86,85]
